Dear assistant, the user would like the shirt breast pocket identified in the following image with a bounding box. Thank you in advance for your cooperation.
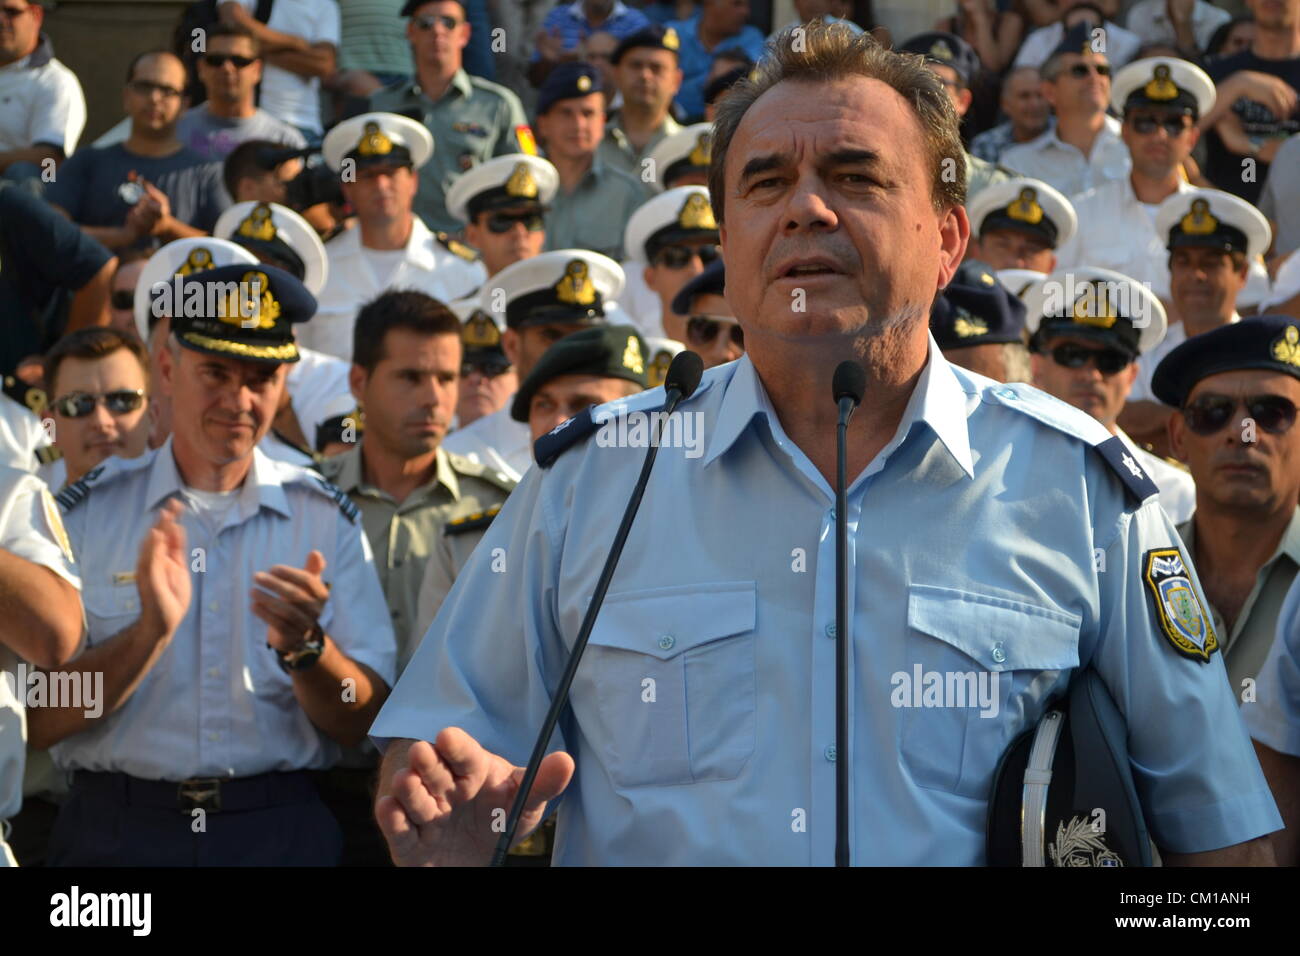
[580,581,757,789]
[899,584,1080,799]
[82,585,141,649]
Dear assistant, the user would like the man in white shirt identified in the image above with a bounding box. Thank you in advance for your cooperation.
[1126,0,1232,58]
[1056,57,1216,301]
[1015,3,1143,69]
[1025,266,1196,523]
[304,112,486,360]
[218,0,340,140]
[0,0,85,183]
[1001,23,1131,199]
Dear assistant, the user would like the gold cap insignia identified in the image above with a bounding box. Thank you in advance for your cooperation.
[1272,325,1300,367]
[555,259,596,306]
[356,120,393,157]
[687,132,711,168]
[1180,198,1217,236]
[505,162,539,199]
[679,192,717,230]
[1144,63,1179,102]
[648,349,672,387]
[217,270,281,329]
[177,247,216,276]
[1006,187,1044,225]
[576,74,592,92]
[1072,282,1118,329]
[929,40,953,61]
[663,27,679,51]
[462,312,501,348]
[953,316,989,338]
[622,335,644,374]
[236,203,277,242]
[979,271,996,286]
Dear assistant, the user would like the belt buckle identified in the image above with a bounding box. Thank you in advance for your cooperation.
[177,777,223,813]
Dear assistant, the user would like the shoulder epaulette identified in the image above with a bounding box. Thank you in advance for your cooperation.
[312,474,360,523]
[445,450,516,493]
[444,503,502,536]
[1092,436,1160,504]
[54,463,106,512]
[34,444,62,466]
[436,231,480,262]
[534,405,599,468]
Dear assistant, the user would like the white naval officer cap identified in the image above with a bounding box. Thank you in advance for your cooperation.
[1154,187,1272,261]
[642,335,685,388]
[1023,266,1168,356]
[444,153,559,225]
[214,201,330,296]
[623,185,719,265]
[321,111,434,173]
[1110,56,1215,119]
[480,249,625,330]
[967,177,1077,250]
[996,268,1048,300]
[133,237,258,342]
[645,122,712,192]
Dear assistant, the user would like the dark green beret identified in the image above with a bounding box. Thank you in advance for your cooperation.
[511,324,649,422]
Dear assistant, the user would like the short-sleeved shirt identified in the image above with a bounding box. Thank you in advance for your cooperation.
[1243,573,1300,757]
[337,0,413,76]
[1178,509,1300,694]
[0,183,114,376]
[45,143,229,238]
[0,464,81,820]
[51,439,396,780]
[372,341,1281,864]
[321,443,513,673]
[175,104,307,162]
[531,1,652,61]
[225,0,340,134]
[366,70,531,234]
[1204,50,1300,205]
[598,113,680,182]
[542,153,650,260]
[1258,133,1300,258]
[668,12,768,121]
[1013,20,1143,70]
[999,116,1131,200]
[0,34,86,155]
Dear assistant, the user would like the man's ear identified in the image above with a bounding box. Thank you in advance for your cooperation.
[158,338,176,397]
[938,203,971,290]
[642,264,658,292]
[501,327,522,366]
[348,362,367,403]
[1167,406,1188,462]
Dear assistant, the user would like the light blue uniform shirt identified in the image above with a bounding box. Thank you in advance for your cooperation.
[373,341,1280,865]
[53,439,397,781]
[1243,575,1300,758]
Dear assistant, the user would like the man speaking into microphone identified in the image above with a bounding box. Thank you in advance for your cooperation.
[369,23,1280,866]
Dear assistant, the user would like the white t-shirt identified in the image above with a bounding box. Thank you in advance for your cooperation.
[0,38,86,154]
[180,484,241,536]
[227,0,341,134]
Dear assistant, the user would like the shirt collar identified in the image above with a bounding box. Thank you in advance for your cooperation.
[337,441,461,503]
[702,336,974,479]
[412,69,471,103]
[145,437,291,520]
[1181,506,1300,570]
[570,0,628,22]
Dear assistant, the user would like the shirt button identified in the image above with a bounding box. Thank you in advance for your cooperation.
[207,667,220,679]
[995,386,1017,401]
[208,601,219,612]
[992,642,1006,664]
[824,745,837,762]
[825,623,837,639]
[658,634,675,650]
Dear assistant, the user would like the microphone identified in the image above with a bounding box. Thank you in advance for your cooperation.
[490,350,705,866]
[831,360,865,867]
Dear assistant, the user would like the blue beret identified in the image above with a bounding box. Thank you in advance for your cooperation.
[1051,21,1100,59]
[537,63,604,115]
[670,258,726,316]
[899,31,980,86]
[1152,315,1300,407]
[612,24,681,64]
[162,263,316,364]
[931,260,1026,350]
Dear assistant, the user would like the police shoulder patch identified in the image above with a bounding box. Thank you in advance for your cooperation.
[311,474,360,523]
[444,503,503,536]
[1092,436,1160,504]
[1142,547,1218,662]
[534,405,599,468]
[54,463,107,513]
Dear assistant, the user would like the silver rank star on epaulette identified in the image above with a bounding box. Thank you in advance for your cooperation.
[314,475,360,523]
[54,464,106,512]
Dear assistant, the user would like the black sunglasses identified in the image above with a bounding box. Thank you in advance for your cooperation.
[51,389,146,419]
[1047,343,1131,375]
[1128,114,1192,136]
[1181,394,1298,437]
[1065,62,1111,78]
[461,358,513,379]
[110,290,135,310]
[486,210,544,234]
[414,13,461,30]
[203,53,257,69]
[686,315,743,349]
[654,244,719,270]
[128,80,184,99]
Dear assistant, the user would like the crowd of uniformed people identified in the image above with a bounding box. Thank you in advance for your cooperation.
[1,0,1300,867]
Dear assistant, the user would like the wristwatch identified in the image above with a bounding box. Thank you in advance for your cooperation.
[276,624,325,673]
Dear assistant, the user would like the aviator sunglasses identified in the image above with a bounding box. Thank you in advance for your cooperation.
[51,389,146,419]
[1181,394,1298,436]
[1046,343,1131,375]
[686,315,744,349]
